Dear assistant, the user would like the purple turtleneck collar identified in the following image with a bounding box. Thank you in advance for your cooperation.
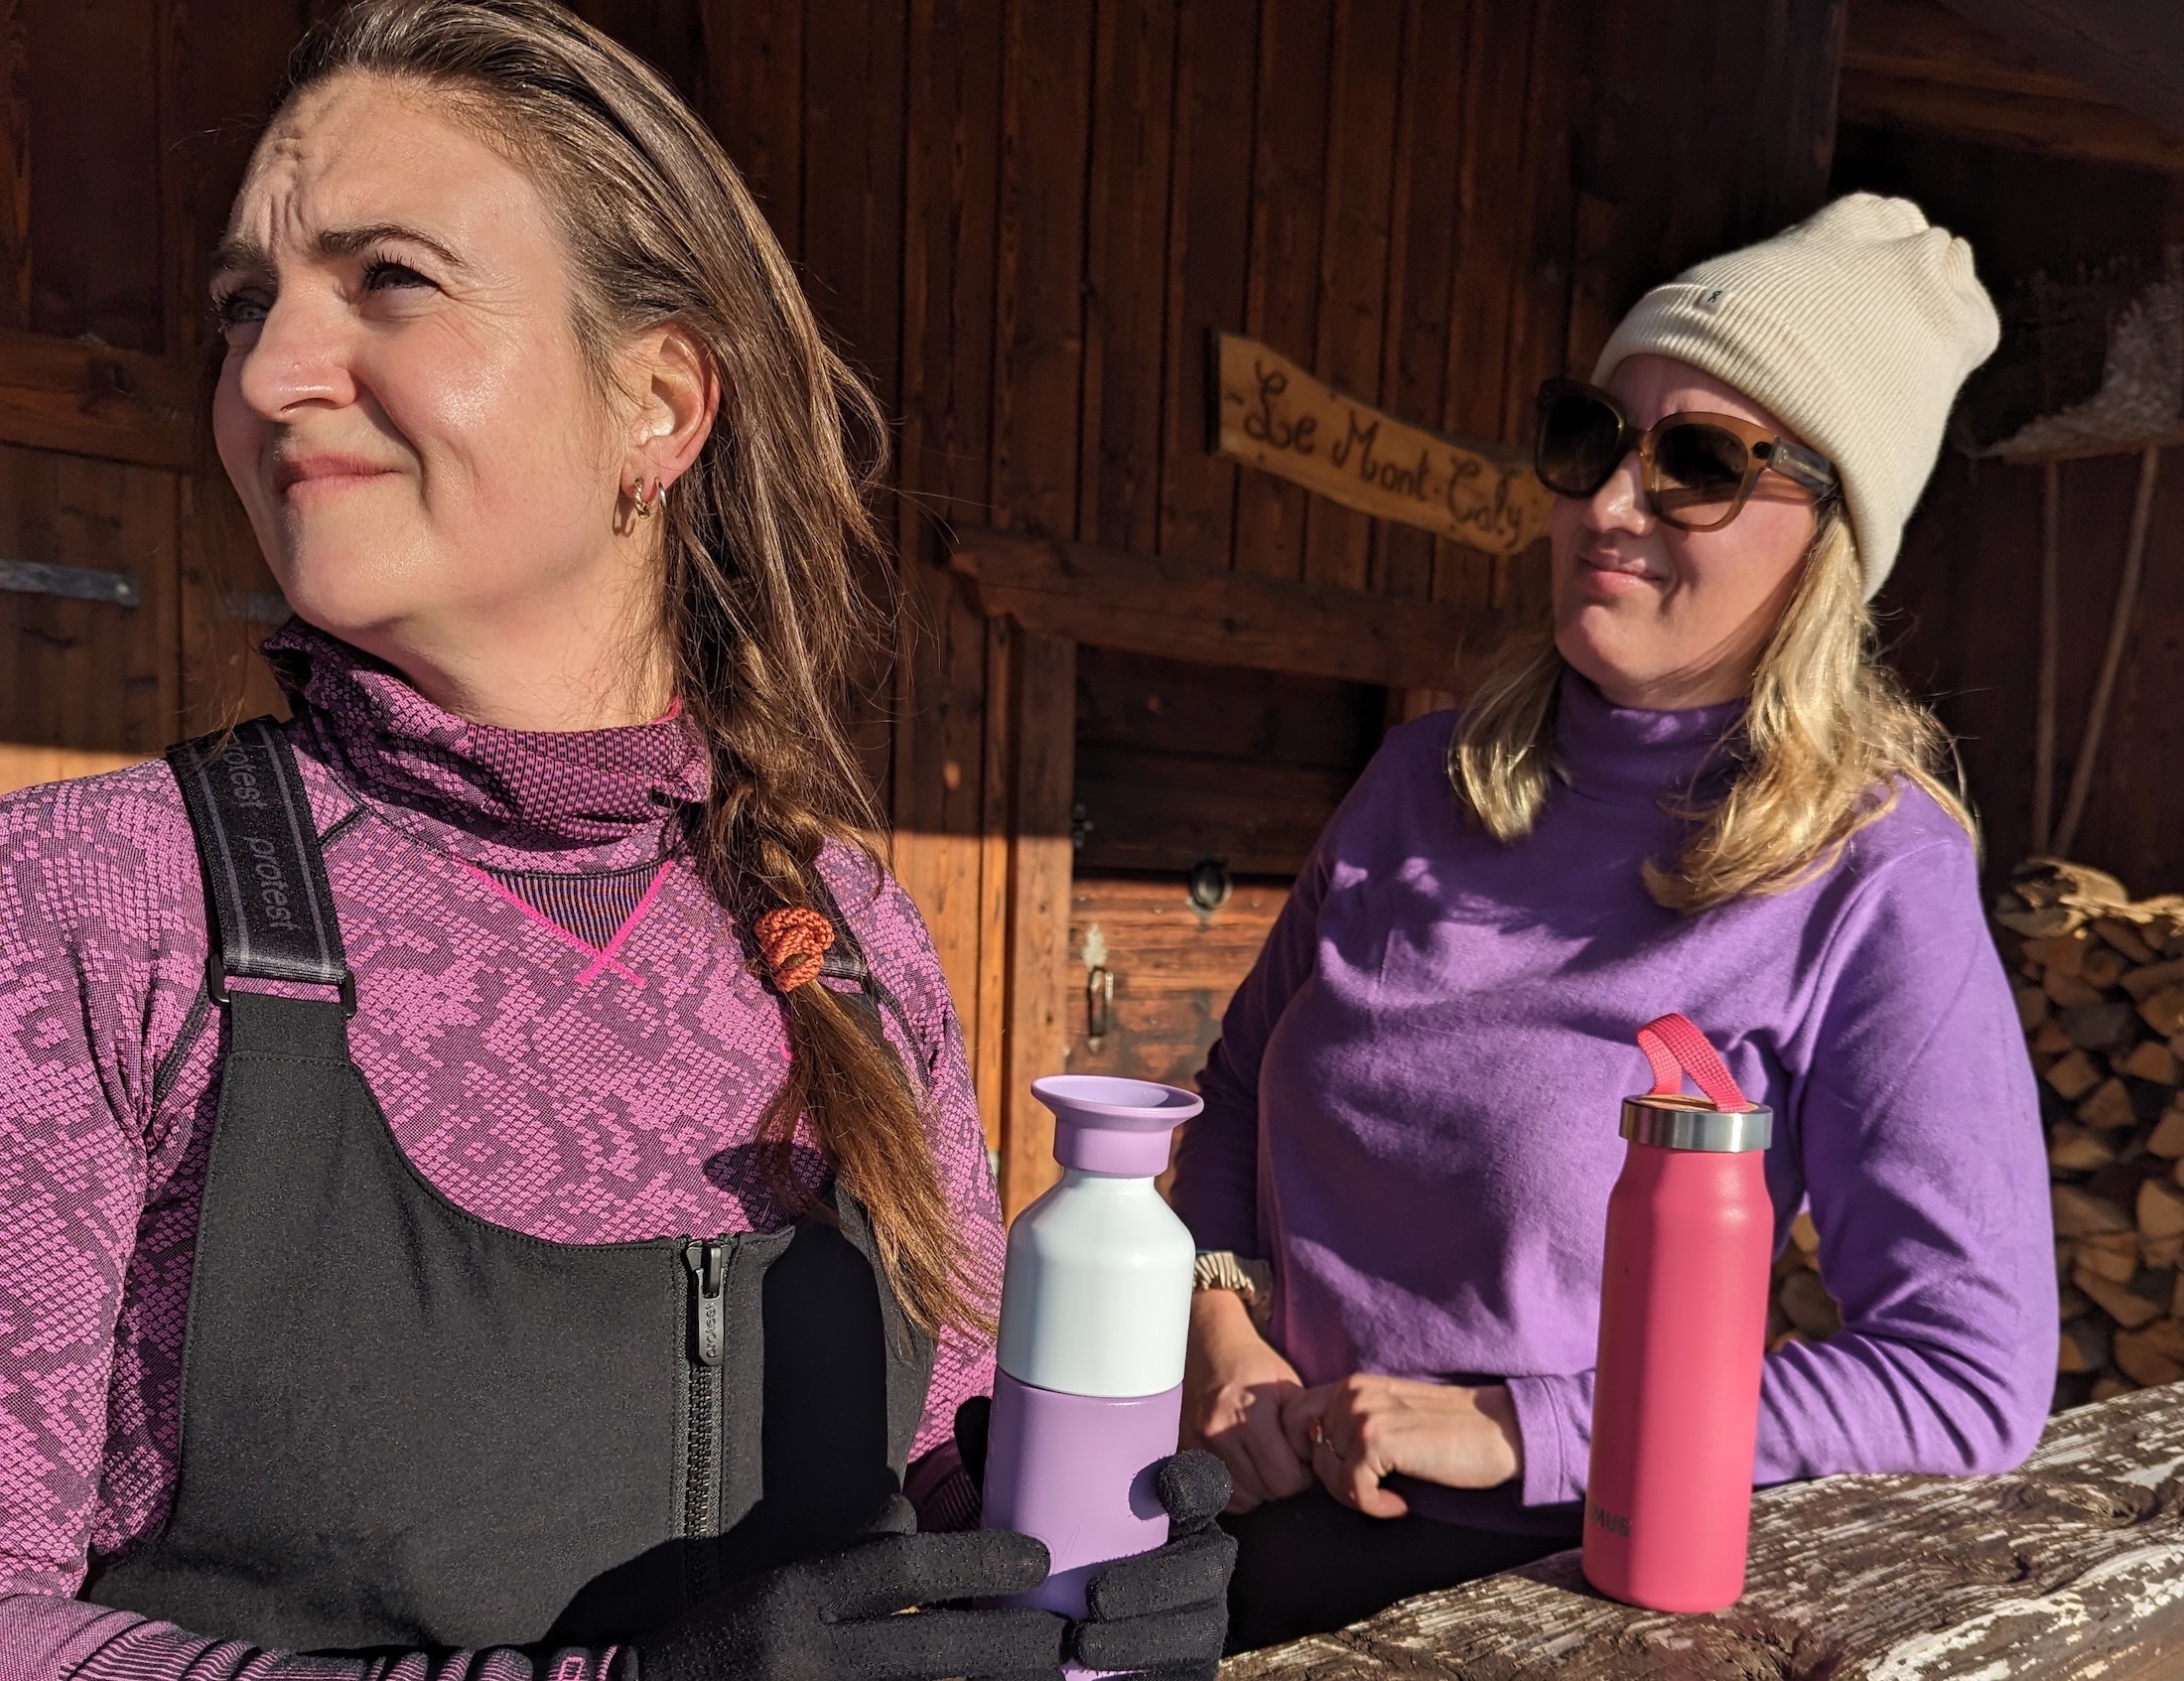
[262,619,710,862]
[1551,666,1746,808]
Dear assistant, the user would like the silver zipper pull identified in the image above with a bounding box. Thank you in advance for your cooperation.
[683,1239,727,1368]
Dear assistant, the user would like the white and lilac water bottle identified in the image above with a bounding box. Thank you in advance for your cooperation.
[981,1075,1200,1623]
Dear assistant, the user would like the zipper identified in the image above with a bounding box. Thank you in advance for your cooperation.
[681,1237,727,1605]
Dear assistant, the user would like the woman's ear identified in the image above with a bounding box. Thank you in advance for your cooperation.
[621,322,719,494]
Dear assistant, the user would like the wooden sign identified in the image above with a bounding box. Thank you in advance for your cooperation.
[1212,332,1554,556]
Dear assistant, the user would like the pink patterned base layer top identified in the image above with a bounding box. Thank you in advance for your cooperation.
[0,621,1001,1678]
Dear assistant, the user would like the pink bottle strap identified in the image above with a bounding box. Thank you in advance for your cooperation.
[1635,1013,1752,1112]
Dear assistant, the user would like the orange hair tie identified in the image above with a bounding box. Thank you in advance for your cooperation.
[754,906,834,993]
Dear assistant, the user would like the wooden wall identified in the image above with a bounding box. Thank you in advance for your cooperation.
[1840,4,2184,905]
[1,0,1849,1211]
[845,0,1846,1207]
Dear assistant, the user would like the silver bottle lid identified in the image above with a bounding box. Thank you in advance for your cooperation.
[1620,1091,1773,1153]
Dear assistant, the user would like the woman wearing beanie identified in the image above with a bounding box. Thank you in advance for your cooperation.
[1171,193,2057,1647]
[0,3,1236,1677]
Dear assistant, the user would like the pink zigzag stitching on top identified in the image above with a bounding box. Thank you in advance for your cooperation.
[454,859,650,988]
[573,863,671,987]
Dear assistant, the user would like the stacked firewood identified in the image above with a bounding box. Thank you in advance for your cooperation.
[1999,861,2184,1403]
[1768,858,2184,1407]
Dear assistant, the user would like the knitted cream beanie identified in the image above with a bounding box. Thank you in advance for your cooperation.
[1591,193,2000,599]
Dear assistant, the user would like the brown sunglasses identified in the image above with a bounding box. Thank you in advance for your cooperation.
[1534,378,1838,532]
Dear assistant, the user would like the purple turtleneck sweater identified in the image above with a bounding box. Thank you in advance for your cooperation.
[1170,672,2056,1531]
[0,625,1002,1678]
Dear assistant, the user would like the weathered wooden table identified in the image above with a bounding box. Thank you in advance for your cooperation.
[1224,1386,2184,1680]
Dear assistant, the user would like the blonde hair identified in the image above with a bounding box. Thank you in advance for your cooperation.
[1448,507,1975,912]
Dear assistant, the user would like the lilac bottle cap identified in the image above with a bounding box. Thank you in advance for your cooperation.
[1032,1075,1202,1177]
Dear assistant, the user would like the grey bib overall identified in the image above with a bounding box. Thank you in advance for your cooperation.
[88,719,935,1653]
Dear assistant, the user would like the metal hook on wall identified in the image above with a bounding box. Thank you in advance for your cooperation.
[1085,964,1115,1046]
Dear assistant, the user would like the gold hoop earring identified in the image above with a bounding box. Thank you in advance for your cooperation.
[631,478,662,519]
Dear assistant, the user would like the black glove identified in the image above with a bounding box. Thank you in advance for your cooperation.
[955,1398,1237,1680]
[633,1497,1066,1681]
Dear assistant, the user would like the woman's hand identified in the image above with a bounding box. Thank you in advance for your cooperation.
[635,1500,1064,1681]
[1180,1289,1312,1514]
[1279,1376,1524,1519]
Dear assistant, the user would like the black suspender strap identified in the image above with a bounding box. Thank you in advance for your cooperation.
[166,717,355,1014]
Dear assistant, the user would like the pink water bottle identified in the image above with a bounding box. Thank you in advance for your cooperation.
[1582,1013,1774,1613]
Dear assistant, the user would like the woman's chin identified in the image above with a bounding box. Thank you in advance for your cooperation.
[1554,619,1669,704]
[266,569,421,650]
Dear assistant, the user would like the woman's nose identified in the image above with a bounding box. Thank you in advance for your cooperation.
[1582,450,1651,534]
[233,292,359,421]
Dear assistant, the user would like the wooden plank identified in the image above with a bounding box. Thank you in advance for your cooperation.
[1072,745,1354,876]
[988,0,1092,1212]
[1075,644,1385,771]
[159,0,219,756]
[1073,642,1384,876]
[888,548,998,1156]
[1491,0,1578,624]
[699,0,806,259]
[894,0,1008,1151]
[1372,0,1471,604]
[1213,333,1552,557]
[0,0,27,331]
[801,0,907,414]
[154,0,196,357]
[1070,876,1290,996]
[0,328,198,472]
[1838,67,2184,171]
[973,613,1014,1161]
[0,743,149,798]
[1225,1386,2184,1681]
[1754,1,1850,232]
[0,446,182,763]
[1078,0,1178,557]
[1298,0,1403,593]
[897,0,1004,528]
[26,0,164,351]
[1231,0,1335,582]
[1933,0,2184,138]
[1154,0,1257,569]
[949,527,1477,693]
[794,0,905,821]
[990,0,1092,537]
[1848,0,2090,100]
[999,630,1074,1218]
[1429,0,1535,624]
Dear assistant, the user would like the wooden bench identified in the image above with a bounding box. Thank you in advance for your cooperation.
[1224,1386,2184,1680]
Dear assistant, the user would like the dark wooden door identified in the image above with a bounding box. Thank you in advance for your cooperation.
[1065,646,1388,1120]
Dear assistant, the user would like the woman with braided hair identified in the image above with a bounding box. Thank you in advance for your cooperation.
[0,2,1232,1676]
